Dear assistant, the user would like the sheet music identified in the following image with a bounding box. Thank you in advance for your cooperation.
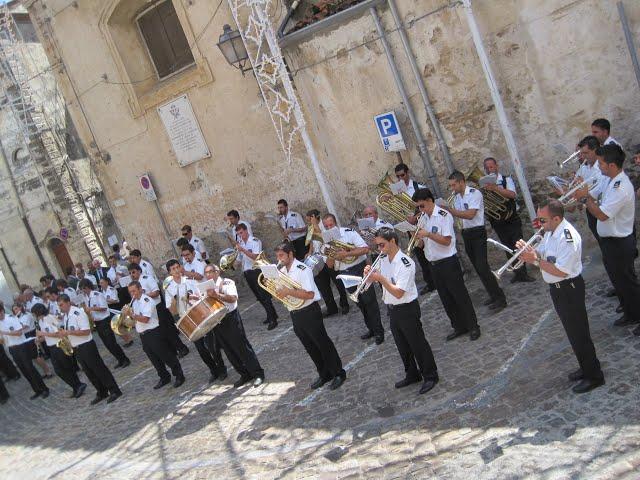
[357,217,376,230]
[434,197,447,207]
[259,264,280,280]
[389,179,408,195]
[336,274,362,289]
[118,275,132,288]
[478,174,498,187]
[393,221,417,233]
[321,226,341,243]
[195,279,216,294]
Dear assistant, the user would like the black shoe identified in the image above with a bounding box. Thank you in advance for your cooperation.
[469,327,481,341]
[253,376,264,387]
[233,376,252,388]
[483,298,496,306]
[395,376,421,389]
[117,358,131,369]
[616,304,623,314]
[341,306,350,315]
[173,376,185,388]
[153,378,171,390]
[488,298,507,312]
[30,391,42,400]
[177,348,189,359]
[572,377,604,394]
[567,369,583,382]
[74,383,87,399]
[40,389,50,399]
[8,374,20,382]
[419,378,438,395]
[613,316,637,327]
[605,288,617,297]
[360,331,374,340]
[446,330,468,341]
[208,373,218,383]
[217,371,228,381]
[90,393,108,405]
[123,340,134,348]
[310,377,330,390]
[375,335,384,345]
[329,375,346,390]
[267,321,278,331]
[262,318,270,324]
[323,309,339,318]
[107,391,122,404]
[43,373,54,379]
[420,285,435,295]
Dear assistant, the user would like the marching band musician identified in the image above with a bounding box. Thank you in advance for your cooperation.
[128,263,190,358]
[305,209,349,317]
[482,157,535,283]
[129,249,158,281]
[23,289,44,311]
[322,213,384,344]
[412,188,481,342]
[591,118,619,146]
[362,205,393,230]
[203,264,265,388]
[365,228,439,395]
[107,255,119,284]
[516,200,605,393]
[44,287,61,316]
[177,237,202,263]
[574,144,640,334]
[575,136,609,243]
[100,277,134,348]
[274,242,346,390]
[181,225,209,261]
[164,260,227,384]
[75,263,97,287]
[12,302,53,379]
[78,279,130,369]
[128,282,186,389]
[277,199,308,261]
[181,244,206,281]
[0,331,20,382]
[55,279,79,305]
[31,303,86,398]
[226,210,252,243]
[0,303,50,399]
[235,223,279,330]
[446,171,507,311]
[57,294,122,404]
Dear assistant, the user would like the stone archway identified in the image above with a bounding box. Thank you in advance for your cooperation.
[47,237,74,277]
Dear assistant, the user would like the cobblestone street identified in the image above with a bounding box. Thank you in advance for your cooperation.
[1,247,639,479]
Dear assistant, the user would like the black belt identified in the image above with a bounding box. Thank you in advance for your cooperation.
[430,254,456,266]
[291,301,318,314]
[600,234,634,241]
[462,226,485,232]
[387,299,418,311]
[139,326,159,336]
[549,275,581,289]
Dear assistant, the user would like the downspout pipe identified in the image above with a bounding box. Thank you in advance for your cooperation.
[386,0,455,174]
[277,0,300,39]
[460,0,536,221]
[370,7,442,197]
[617,1,640,91]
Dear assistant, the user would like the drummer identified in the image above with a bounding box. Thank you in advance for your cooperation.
[305,209,349,318]
[164,259,226,383]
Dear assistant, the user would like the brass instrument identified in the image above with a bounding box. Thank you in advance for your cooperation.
[406,213,425,254]
[253,254,305,310]
[110,300,136,336]
[57,335,74,356]
[374,171,417,223]
[492,227,545,279]
[220,248,239,271]
[81,301,96,330]
[304,224,323,247]
[347,254,386,303]
[466,166,512,222]
[319,240,358,264]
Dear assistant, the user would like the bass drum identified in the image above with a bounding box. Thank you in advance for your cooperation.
[176,297,228,342]
[304,253,325,276]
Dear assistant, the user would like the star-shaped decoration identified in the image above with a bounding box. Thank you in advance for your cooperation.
[244,13,264,48]
[270,90,293,123]
[257,54,280,85]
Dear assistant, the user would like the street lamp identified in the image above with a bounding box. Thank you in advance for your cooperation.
[216,24,251,75]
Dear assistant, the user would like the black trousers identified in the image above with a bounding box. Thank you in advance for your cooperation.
[431,255,479,332]
[462,226,505,301]
[549,276,603,380]
[75,340,120,396]
[291,236,308,261]
[490,217,529,279]
[214,309,264,379]
[49,344,82,391]
[244,269,278,322]
[0,347,19,380]
[94,317,129,364]
[140,326,184,381]
[586,210,600,244]
[315,264,349,312]
[388,299,438,381]
[600,235,640,322]
[194,330,226,376]
[291,302,344,380]
[412,246,435,289]
[156,303,188,353]
[0,376,7,400]
[342,261,384,338]
[9,342,47,394]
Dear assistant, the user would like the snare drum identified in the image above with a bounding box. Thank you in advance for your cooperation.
[176,297,228,342]
[304,253,325,276]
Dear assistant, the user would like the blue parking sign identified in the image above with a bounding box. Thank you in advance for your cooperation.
[374,111,405,152]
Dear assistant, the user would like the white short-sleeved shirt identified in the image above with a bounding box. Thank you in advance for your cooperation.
[47,300,60,316]
[597,171,635,238]
[454,185,484,229]
[536,219,582,284]
[379,252,418,305]
[0,315,30,347]
[279,211,306,241]
[228,221,252,243]
[63,287,79,305]
[62,306,92,347]
[103,286,119,305]
[17,312,36,333]
[139,275,161,306]
[87,290,110,321]
[405,179,426,198]
[238,236,262,272]
[107,266,118,284]
[26,296,45,311]
[189,235,209,259]
[279,259,321,310]
[139,260,157,280]
[422,206,457,262]
[183,258,206,277]
[335,228,368,271]
[496,173,517,194]
[194,277,239,313]
[39,314,62,347]
[132,294,160,333]
[164,277,198,315]
[604,136,619,146]
[576,162,607,202]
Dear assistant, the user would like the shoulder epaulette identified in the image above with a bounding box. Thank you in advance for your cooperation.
[613,180,621,189]
[564,229,574,243]
[469,188,476,193]
[297,264,306,270]
[144,297,150,302]
[438,210,448,217]
[73,311,80,315]
[291,213,297,217]
[344,228,353,232]
[401,256,411,267]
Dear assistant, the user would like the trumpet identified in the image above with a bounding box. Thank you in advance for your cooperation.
[492,227,545,279]
[81,302,96,330]
[406,213,425,254]
[557,150,581,169]
[347,254,386,303]
[558,177,597,207]
[320,240,358,264]
[254,255,305,311]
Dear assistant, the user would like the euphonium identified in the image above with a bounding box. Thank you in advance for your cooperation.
[319,240,358,264]
[254,256,305,310]
[374,171,417,222]
[466,165,512,222]
[110,300,136,336]
[57,335,74,356]
[220,248,239,271]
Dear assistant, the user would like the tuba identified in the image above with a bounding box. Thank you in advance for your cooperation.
[374,171,417,222]
[466,166,512,222]
[110,300,136,336]
[319,240,358,264]
[253,253,305,310]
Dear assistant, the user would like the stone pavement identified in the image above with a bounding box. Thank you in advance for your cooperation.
[1,248,639,479]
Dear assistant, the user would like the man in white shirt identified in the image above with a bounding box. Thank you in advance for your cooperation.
[591,118,619,146]
[517,199,604,393]
[575,136,609,243]
[181,224,209,261]
[75,263,97,287]
[323,213,384,344]
[55,279,79,306]
[181,244,206,281]
[575,144,640,333]
[23,289,45,312]
[128,249,158,281]
[236,223,279,330]
[446,170,507,311]
[226,210,252,243]
[274,242,345,390]
[366,228,439,395]
[176,237,203,264]
[413,188,480,342]
[277,199,308,261]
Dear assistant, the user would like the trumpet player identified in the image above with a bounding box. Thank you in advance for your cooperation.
[274,242,346,390]
[128,249,158,281]
[277,199,308,260]
[412,188,481,342]
[446,171,507,311]
[57,294,122,405]
[181,244,206,281]
[365,228,439,395]
[226,210,252,242]
[516,199,604,393]
[31,303,86,398]
[181,224,209,261]
[575,136,608,243]
[322,213,384,344]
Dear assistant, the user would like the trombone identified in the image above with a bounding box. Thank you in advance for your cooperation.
[492,228,545,279]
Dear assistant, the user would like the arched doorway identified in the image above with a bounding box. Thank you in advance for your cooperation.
[48,238,74,277]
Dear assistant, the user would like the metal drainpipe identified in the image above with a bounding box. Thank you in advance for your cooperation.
[618,1,640,91]
[370,7,442,197]
[386,0,455,174]
[460,0,536,221]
